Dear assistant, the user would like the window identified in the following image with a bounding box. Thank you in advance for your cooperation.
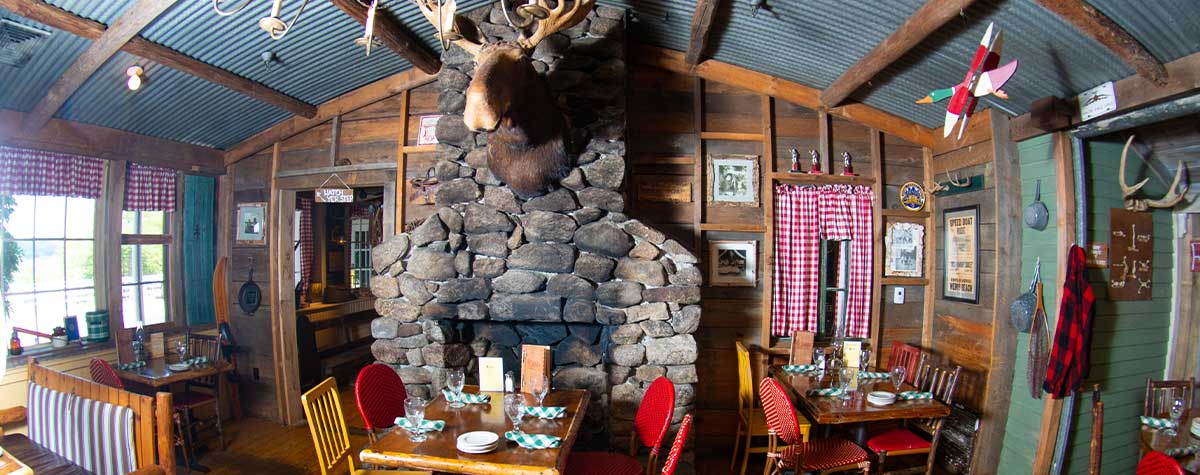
[817,239,851,339]
[349,217,371,289]
[2,195,96,346]
[121,210,169,328]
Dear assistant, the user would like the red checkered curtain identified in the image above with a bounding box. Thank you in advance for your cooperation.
[124,163,176,212]
[0,145,103,198]
[845,186,874,338]
[297,197,314,300]
[772,184,820,336]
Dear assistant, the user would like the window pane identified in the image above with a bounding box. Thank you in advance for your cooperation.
[34,290,66,333]
[141,244,164,282]
[65,198,95,239]
[65,240,93,288]
[9,240,34,293]
[34,241,64,291]
[121,245,137,284]
[140,282,167,326]
[33,196,66,239]
[6,195,34,239]
[122,285,140,327]
[65,288,94,339]
[122,211,138,234]
[5,292,37,345]
[141,211,165,235]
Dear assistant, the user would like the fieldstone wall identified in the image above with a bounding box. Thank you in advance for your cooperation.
[368,3,699,445]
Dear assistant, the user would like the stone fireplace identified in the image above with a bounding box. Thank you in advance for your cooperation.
[367,3,699,443]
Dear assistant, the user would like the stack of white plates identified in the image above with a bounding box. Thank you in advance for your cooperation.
[1190,417,1200,437]
[457,431,499,454]
[867,391,896,406]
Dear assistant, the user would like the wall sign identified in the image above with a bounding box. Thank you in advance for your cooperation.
[943,205,979,303]
[314,187,353,203]
[1078,81,1116,122]
[418,115,440,145]
[899,182,926,211]
[1108,208,1152,300]
[1085,242,1109,268]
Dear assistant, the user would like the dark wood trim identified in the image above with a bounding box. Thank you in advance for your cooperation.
[121,234,173,245]
[330,0,441,74]
[684,0,721,65]
[1033,0,1167,86]
[395,90,411,234]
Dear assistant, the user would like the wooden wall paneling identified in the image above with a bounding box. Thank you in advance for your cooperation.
[228,153,277,420]
[102,160,129,361]
[170,178,186,324]
[692,77,704,253]
[395,89,410,235]
[773,101,819,173]
[274,187,301,426]
[922,146,936,350]
[817,110,832,172]
[831,117,873,178]
[276,123,334,173]
[267,143,287,425]
[869,129,884,366]
[932,109,993,155]
[703,140,764,226]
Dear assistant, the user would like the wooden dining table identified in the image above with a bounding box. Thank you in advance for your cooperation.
[768,365,950,425]
[360,386,589,475]
[1140,409,1200,472]
[112,357,235,389]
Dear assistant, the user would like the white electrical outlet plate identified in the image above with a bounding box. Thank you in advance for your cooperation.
[893,287,905,304]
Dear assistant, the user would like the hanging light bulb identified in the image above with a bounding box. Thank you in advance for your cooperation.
[353,0,380,56]
[126,65,144,91]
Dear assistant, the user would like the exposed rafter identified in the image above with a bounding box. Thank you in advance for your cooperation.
[1034,0,1167,86]
[23,0,177,132]
[0,0,318,118]
[331,0,441,74]
[820,0,976,108]
[684,0,721,66]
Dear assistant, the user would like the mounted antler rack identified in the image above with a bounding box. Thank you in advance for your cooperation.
[929,171,982,197]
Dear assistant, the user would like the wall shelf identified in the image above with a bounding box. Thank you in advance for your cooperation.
[770,172,874,187]
[700,131,765,141]
[880,209,931,218]
[700,223,766,232]
[880,277,928,286]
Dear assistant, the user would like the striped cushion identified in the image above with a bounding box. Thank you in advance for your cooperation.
[27,382,138,475]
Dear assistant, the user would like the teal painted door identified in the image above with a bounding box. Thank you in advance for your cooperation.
[183,175,216,325]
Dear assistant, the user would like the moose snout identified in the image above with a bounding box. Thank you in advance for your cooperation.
[464,89,501,132]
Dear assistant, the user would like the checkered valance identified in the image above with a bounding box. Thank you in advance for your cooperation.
[124,162,176,212]
[0,145,104,198]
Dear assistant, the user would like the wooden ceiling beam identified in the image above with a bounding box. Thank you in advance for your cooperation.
[331,0,441,74]
[1034,0,1167,86]
[684,0,721,65]
[821,0,975,108]
[22,0,178,132]
[0,0,318,118]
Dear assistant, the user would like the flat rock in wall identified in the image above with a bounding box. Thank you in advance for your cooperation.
[575,222,633,258]
[407,249,458,280]
[509,243,576,273]
[644,335,698,365]
[492,270,547,294]
[490,293,563,322]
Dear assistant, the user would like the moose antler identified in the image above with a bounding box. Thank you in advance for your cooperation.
[1119,134,1187,211]
[514,0,595,50]
[414,0,482,56]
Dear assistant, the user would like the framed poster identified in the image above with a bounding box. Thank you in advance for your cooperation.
[709,240,757,287]
[885,222,924,277]
[418,115,440,145]
[942,205,979,303]
[707,154,760,207]
[236,202,267,245]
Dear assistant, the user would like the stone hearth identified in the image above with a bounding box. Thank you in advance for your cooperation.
[368,3,699,443]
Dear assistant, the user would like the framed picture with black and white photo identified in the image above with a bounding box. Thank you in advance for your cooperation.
[708,240,757,287]
[707,154,760,207]
[236,202,267,245]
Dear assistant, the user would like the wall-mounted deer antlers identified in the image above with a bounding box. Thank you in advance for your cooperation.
[1119,134,1187,211]
[415,0,596,196]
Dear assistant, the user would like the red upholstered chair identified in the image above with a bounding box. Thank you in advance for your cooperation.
[660,414,692,475]
[89,358,124,389]
[866,363,960,475]
[566,377,676,475]
[758,378,869,475]
[886,342,922,385]
[355,363,408,442]
[1136,451,1184,475]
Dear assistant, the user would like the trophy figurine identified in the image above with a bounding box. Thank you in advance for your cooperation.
[789,148,803,173]
[841,151,855,176]
[808,150,823,174]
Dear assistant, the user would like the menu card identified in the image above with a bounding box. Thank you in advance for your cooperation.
[521,345,551,396]
[842,341,862,390]
[478,357,504,392]
[149,333,165,359]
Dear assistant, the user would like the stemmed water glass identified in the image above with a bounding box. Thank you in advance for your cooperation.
[860,348,872,372]
[1166,396,1186,436]
[890,366,907,392]
[534,375,551,407]
[504,392,526,435]
[838,367,854,400]
[812,348,826,371]
[175,339,189,363]
[404,396,428,443]
[447,368,466,408]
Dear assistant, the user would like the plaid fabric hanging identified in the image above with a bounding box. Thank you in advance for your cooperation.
[0,145,104,198]
[844,186,874,338]
[772,184,820,336]
[297,197,314,300]
[124,163,177,212]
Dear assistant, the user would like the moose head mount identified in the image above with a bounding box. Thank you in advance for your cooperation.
[1119,134,1187,212]
[417,0,596,197]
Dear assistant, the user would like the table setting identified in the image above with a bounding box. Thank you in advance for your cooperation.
[1140,398,1200,470]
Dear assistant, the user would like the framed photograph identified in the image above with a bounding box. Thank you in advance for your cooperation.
[708,240,757,287]
[418,115,440,145]
[236,202,267,245]
[885,222,925,278]
[942,205,979,303]
[707,154,760,207]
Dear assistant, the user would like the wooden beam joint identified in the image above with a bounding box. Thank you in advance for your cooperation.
[684,0,721,66]
[331,0,442,74]
[1034,0,1167,86]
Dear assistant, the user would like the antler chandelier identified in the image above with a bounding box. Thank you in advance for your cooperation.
[212,0,310,40]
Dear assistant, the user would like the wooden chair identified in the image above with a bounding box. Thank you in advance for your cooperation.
[176,333,226,460]
[355,363,408,442]
[1136,451,1184,475]
[788,332,816,365]
[567,377,676,475]
[866,363,961,475]
[731,342,811,475]
[301,377,430,475]
[1144,377,1194,418]
[758,377,869,475]
[660,414,693,475]
[886,342,922,385]
[1090,384,1103,475]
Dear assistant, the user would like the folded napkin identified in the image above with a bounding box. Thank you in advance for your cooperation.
[897,391,933,400]
[806,388,844,397]
[394,418,445,432]
[1141,416,1178,430]
[522,406,566,419]
[443,389,491,404]
[505,431,561,449]
[782,364,820,373]
[1165,445,1199,458]
[116,361,147,371]
[858,371,890,379]
[180,356,209,366]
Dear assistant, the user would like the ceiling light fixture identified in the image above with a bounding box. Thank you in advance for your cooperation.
[212,0,309,40]
[126,65,144,91]
[353,0,381,56]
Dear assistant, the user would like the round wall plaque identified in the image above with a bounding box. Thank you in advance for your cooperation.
[899,182,927,211]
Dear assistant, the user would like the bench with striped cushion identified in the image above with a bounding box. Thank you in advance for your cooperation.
[27,382,138,475]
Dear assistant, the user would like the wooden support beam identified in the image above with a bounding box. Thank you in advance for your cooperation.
[1034,0,1167,86]
[23,0,178,132]
[395,90,411,235]
[330,0,441,74]
[0,109,223,174]
[691,77,704,254]
[817,110,832,172]
[224,68,436,165]
[0,0,317,118]
[684,0,721,65]
[820,0,976,107]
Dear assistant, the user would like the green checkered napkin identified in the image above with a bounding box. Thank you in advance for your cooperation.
[1165,445,1198,458]
[117,361,147,371]
[806,388,844,397]
[522,406,566,419]
[443,390,491,404]
[897,391,933,400]
[394,418,445,431]
[182,356,209,366]
[782,364,820,373]
[859,371,890,379]
[1141,416,1178,429]
[505,431,561,449]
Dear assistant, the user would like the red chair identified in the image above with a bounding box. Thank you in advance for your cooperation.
[660,414,692,475]
[886,342,922,385]
[1137,451,1184,475]
[355,363,408,442]
[567,377,676,475]
[758,378,869,474]
[89,358,124,389]
[866,364,960,475]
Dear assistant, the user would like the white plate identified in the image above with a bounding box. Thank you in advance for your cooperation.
[867,391,896,406]
[168,363,191,372]
[457,431,499,448]
[457,442,498,454]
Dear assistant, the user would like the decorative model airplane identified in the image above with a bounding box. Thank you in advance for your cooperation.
[916,22,1019,139]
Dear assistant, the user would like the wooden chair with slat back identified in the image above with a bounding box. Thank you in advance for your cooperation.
[301,377,431,475]
[1090,384,1103,475]
[1144,377,1194,418]
[867,362,961,475]
[175,332,225,459]
[788,332,815,365]
[886,342,922,385]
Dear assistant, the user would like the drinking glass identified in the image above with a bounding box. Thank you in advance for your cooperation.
[1166,396,1186,435]
[860,348,872,372]
[838,367,854,400]
[404,396,427,443]
[504,392,525,435]
[447,369,466,408]
[534,375,550,407]
[812,348,825,370]
[890,366,906,392]
[175,340,188,363]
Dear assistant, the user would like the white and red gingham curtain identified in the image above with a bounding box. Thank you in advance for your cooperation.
[124,163,176,212]
[0,145,104,198]
[772,184,874,338]
[297,197,314,299]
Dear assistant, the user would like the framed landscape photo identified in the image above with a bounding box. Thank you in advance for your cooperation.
[236,202,267,245]
[707,154,760,207]
[942,205,979,303]
[709,240,757,287]
[885,222,924,278]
